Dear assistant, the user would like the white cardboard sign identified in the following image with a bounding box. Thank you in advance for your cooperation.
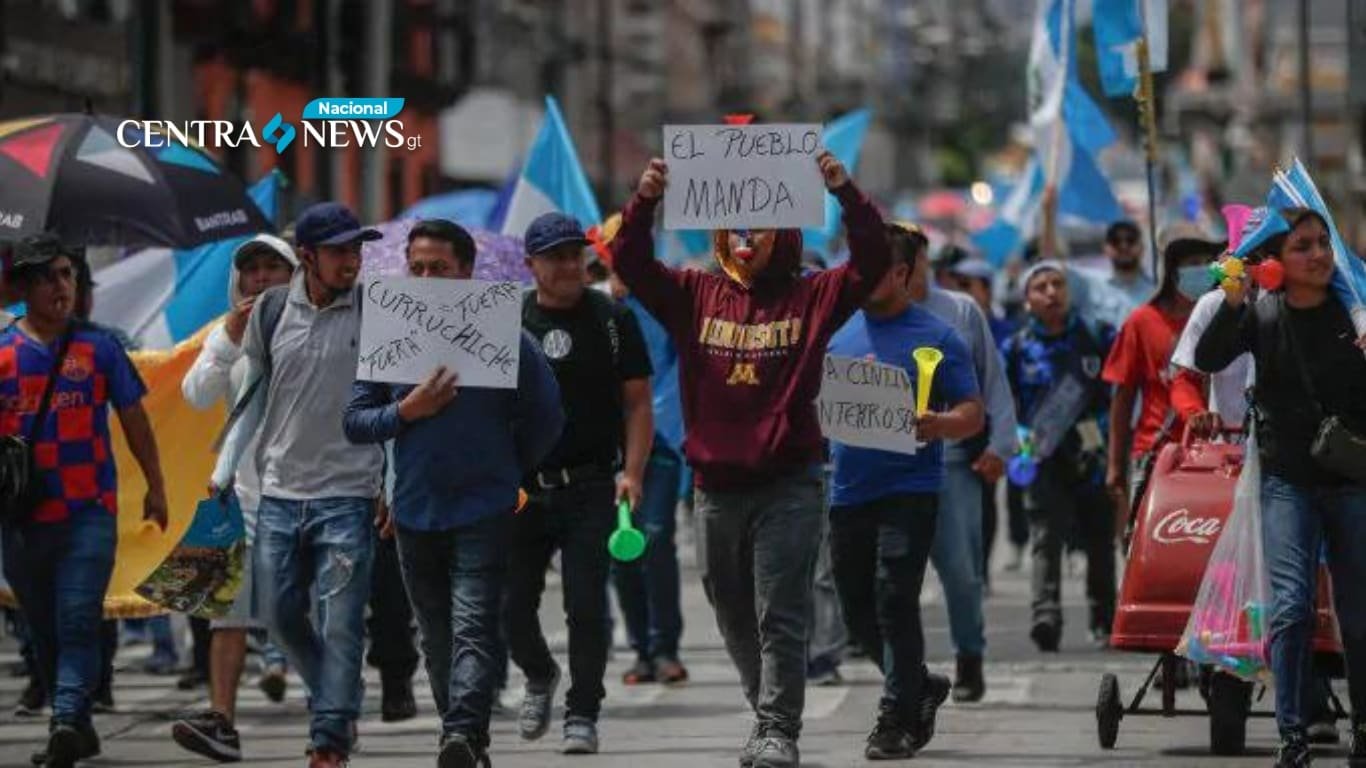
[818,355,920,455]
[662,123,824,230]
[357,277,522,388]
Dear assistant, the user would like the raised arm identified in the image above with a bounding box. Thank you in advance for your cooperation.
[182,324,241,409]
[610,159,693,332]
[1195,292,1256,374]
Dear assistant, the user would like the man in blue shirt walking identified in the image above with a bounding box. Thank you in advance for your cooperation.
[344,220,565,768]
[827,223,985,760]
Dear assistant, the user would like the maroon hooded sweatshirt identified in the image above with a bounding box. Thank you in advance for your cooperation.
[611,182,891,491]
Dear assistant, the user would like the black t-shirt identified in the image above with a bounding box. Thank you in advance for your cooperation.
[522,289,652,472]
[1199,294,1366,485]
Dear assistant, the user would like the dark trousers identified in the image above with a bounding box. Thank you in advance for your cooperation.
[396,514,509,748]
[612,443,684,662]
[3,513,116,726]
[830,494,938,726]
[367,533,419,683]
[1007,483,1029,549]
[1024,457,1116,632]
[503,475,614,722]
[694,467,824,739]
[189,616,211,674]
[981,475,997,583]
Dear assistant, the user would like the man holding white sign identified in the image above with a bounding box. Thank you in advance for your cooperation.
[613,131,889,768]
[826,222,983,760]
[343,220,564,768]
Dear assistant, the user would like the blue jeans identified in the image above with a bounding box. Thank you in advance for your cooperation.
[1261,474,1366,737]
[396,514,507,748]
[930,460,987,656]
[612,443,684,661]
[2,512,116,726]
[255,497,374,754]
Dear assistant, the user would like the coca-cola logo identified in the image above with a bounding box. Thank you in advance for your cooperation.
[1152,508,1222,545]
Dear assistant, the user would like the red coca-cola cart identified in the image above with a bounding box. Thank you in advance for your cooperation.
[1097,429,1342,755]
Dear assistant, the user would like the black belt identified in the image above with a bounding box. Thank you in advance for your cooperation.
[533,463,614,491]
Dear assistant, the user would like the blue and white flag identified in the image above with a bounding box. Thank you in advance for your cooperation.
[89,172,280,349]
[973,159,1047,266]
[978,0,1122,266]
[1270,159,1366,338]
[1093,0,1169,98]
[804,109,872,259]
[500,95,602,239]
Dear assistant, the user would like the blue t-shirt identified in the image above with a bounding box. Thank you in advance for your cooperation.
[827,306,979,508]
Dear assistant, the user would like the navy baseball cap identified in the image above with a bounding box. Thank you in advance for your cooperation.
[294,202,383,248]
[524,212,589,256]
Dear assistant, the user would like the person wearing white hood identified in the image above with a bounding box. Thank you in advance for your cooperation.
[173,233,297,763]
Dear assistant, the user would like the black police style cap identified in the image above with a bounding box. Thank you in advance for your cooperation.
[11,234,75,271]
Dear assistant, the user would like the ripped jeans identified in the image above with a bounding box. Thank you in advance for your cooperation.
[256,496,374,755]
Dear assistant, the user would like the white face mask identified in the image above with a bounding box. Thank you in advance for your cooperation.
[591,281,612,297]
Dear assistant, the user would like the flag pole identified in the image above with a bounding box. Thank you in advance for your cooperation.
[1135,33,1160,277]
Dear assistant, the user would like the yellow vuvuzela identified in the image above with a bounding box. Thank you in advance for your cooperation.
[912,347,943,415]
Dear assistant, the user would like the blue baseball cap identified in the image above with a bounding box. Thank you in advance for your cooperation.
[524,212,589,256]
[294,202,383,248]
[949,258,995,282]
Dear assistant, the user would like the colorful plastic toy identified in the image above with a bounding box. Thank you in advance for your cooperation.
[912,347,943,415]
[608,499,646,562]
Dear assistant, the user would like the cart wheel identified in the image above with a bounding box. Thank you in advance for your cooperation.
[1208,671,1252,756]
[1097,673,1123,750]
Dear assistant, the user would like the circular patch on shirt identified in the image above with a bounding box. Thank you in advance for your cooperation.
[541,329,573,360]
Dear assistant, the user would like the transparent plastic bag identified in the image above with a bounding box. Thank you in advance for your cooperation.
[1175,433,1271,682]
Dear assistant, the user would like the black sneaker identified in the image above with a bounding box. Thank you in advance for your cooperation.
[172,710,243,762]
[1350,720,1366,767]
[41,723,98,768]
[176,668,209,691]
[518,666,560,741]
[952,654,985,703]
[258,665,287,704]
[438,732,488,768]
[380,676,417,723]
[750,730,799,768]
[912,673,952,751]
[865,716,915,760]
[1030,621,1060,653]
[1274,733,1311,768]
[91,685,114,714]
[14,677,45,716]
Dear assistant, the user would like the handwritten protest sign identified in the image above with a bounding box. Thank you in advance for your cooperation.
[817,355,920,455]
[662,124,824,230]
[357,277,522,387]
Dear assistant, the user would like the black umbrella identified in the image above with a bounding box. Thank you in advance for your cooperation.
[0,114,270,248]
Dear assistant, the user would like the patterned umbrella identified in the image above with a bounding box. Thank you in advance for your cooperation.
[361,218,533,284]
[0,114,270,247]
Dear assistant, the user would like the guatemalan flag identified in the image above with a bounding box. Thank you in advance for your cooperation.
[1093,0,1169,98]
[89,171,281,350]
[973,0,1122,265]
[1270,159,1366,340]
[500,95,602,239]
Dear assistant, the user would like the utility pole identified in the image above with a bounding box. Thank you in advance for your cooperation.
[597,0,615,203]
[362,0,393,222]
[1299,0,1314,162]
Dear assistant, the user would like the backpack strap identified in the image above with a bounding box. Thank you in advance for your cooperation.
[211,285,290,452]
